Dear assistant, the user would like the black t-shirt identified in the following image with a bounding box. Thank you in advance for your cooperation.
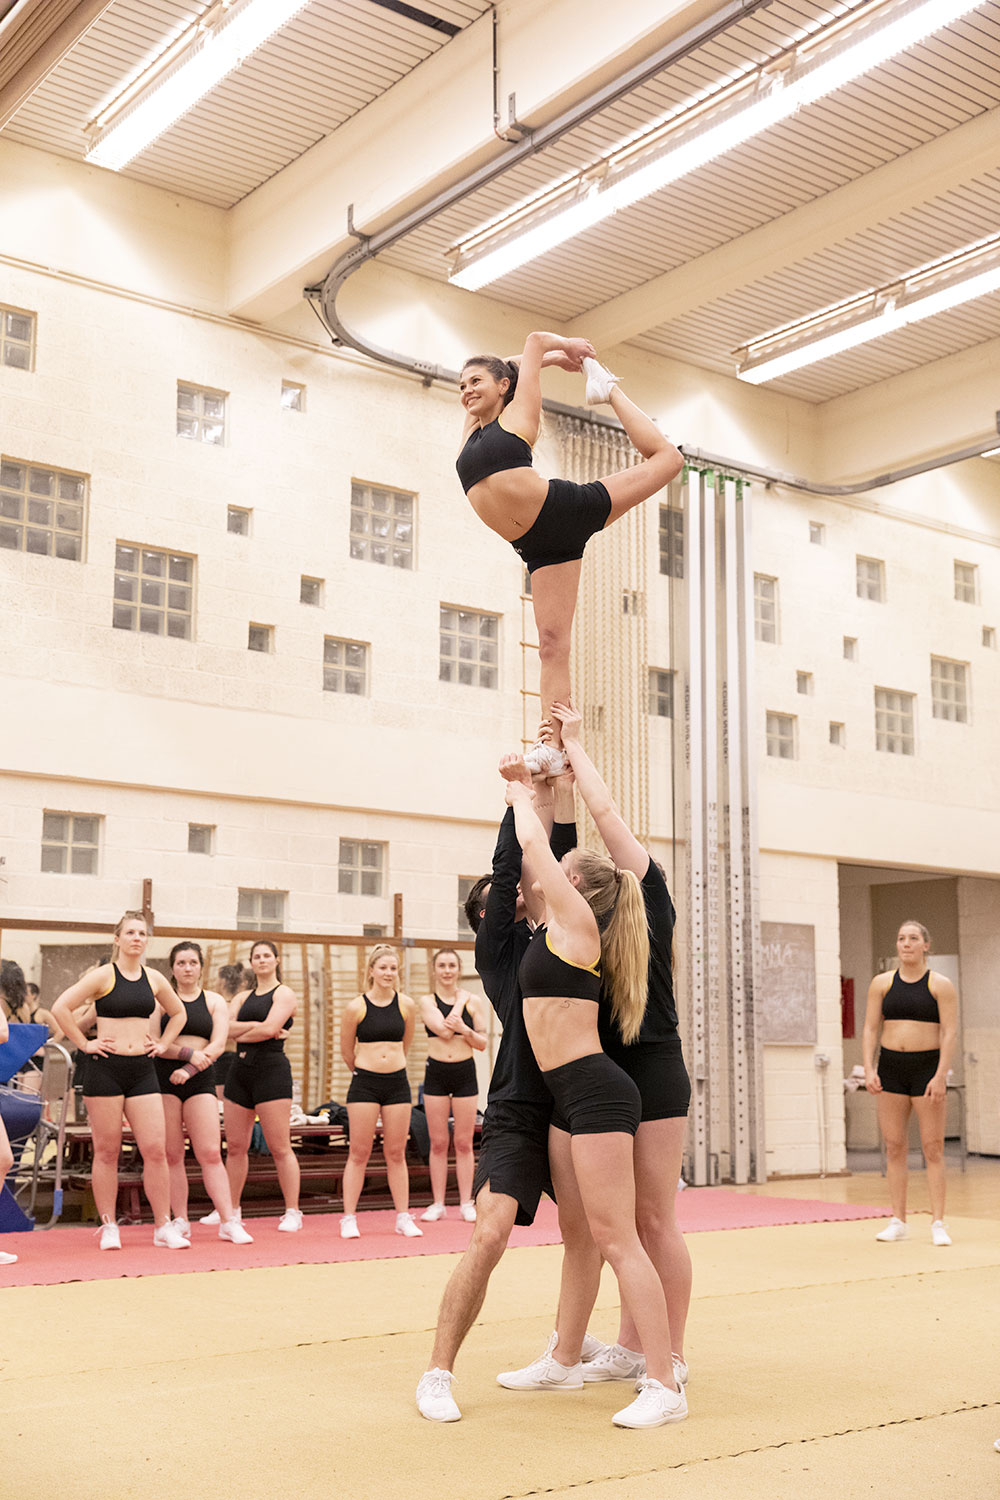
[600,856,679,1057]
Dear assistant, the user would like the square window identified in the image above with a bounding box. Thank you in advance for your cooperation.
[0,455,87,559]
[227,506,251,536]
[648,668,674,718]
[114,542,193,639]
[796,671,813,696]
[0,305,36,371]
[754,575,778,643]
[439,606,500,688]
[930,657,969,723]
[658,505,684,579]
[350,482,415,569]
[843,637,858,662]
[856,556,885,602]
[188,823,214,855]
[323,636,370,695]
[339,838,385,897]
[177,382,227,445]
[41,810,101,875]
[248,624,273,653]
[300,575,323,606]
[875,688,915,754]
[809,522,825,545]
[281,381,305,411]
[954,561,977,604]
[766,712,796,760]
[829,722,845,747]
[236,888,286,931]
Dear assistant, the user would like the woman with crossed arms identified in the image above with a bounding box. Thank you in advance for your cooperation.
[419,948,487,1224]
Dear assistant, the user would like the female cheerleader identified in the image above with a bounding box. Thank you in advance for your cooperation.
[457,334,682,767]
[154,941,252,1244]
[418,948,487,1223]
[50,911,190,1250]
[863,921,959,1245]
[340,945,421,1239]
[500,760,685,1429]
[224,940,302,1232]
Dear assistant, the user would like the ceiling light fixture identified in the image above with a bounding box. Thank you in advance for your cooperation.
[449,0,981,291]
[85,0,311,171]
[734,233,1000,383]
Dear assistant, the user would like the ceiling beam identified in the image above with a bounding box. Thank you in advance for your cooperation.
[0,0,113,128]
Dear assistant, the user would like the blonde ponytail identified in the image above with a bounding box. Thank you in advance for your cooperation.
[571,851,650,1045]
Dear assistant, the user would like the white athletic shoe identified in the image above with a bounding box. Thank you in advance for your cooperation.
[219,1217,254,1245]
[875,1216,909,1242]
[673,1354,690,1387]
[613,1377,688,1429]
[199,1209,221,1225]
[459,1200,477,1222]
[583,1342,646,1383]
[931,1220,952,1246]
[396,1211,423,1238]
[153,1221,191,1250]
[421,1202,446,1222]
[0,1250,19,1265]
[170,1217,191,1240]
[340,1213,360,1239]
[993,1438,1000,1453]
[580,1331,606,1362]
[497,1332,584,1391]
[523,741,569,777]
[583,356,620,407]
[417,1368,461,1423]
[277,1208,303,1233]
[97,1221,121,1251]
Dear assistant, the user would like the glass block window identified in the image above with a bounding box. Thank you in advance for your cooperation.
[113,545,193,638]
[188,823,213,855]
[323,637,369,695]
[41,812,100,875]
[930,657,969,723]
[439,607,499,688]
[843,636,858,662]
[954,561,977,604]
[457,876,478,936]
[281,381,305,411]
[248,623,273,653]
[875,688,915,755]
[0,459,86,559]
[766,712,796,760]
[658,505,684,578]
[350,482,414,568]
[754,575,777,643]
[227,506,251,535]
[300,575,323,606]
[809,521,824,545]
[649,668,674,718]
[1,306,35,371]
[237,888,285,931]
[984,626,996,649]
[177,383,226,445]
[622,589,645,616]
[339,839,385,897]
[829,722,845,747]
[856,556,885,602]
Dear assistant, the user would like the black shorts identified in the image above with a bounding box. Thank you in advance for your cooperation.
[511,477,612,574]
[423,1056,479,1099]
[154,1057,219,1102]
[611,1038,691,1122]
[214,1052,237,1087]
[82,1052,161,1099]
[224,1052,293,1110]
[878,1047,940,1097]
[544,1052,640,1137]
[347,1067,411,1107]
[472,1114,553,1227]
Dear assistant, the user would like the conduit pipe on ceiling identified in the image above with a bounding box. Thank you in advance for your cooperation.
[305,1,1000,492]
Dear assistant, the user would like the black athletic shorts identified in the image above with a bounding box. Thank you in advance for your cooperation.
[543,1052,640,1137]
[472,1114,553,1227]
[511,477,612,574]
[154,1056,219,1102]
[878,1047,940,1097]
[423,1056,479,1099]
[224,1051,293,1110]
[214,1052,236,1087]
[610,1037,691,1122]
[82,1051,161,1099]
[347,1066,411,1107]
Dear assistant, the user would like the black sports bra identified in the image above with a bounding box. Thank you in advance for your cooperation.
[95,963,156,1020]
[519,928,601,1003]
[236,986,291,1056]
[160,990,213,1042]
[356,993,405,1044]
[456,418,533,494]
[425,993,475,1038]
[882,970,940,1025]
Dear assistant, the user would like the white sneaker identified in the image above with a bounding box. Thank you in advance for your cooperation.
[498,1332,583,1391]
[199,1209,221,1225]
[580,1332,606,1362]
[417,1368,461,1423]
[876,1216,909,1242]
[98,1221,121,1251]
[171,1217,191,1240]
[583,1342,646,1383]
[396,1211,423,1238]
[0,1250,18,1265]
[277,1208,303,1233]
[153,1222,191,1250]
[340,1213,360,1239]
[931,1220,952,1247]
[523,741,569,777]
[459,1200,477,1222]
[421,1202,446,1222]
[673,1354,689,1387]
[219,1218,254,1245]
[583,356,620,407]
[613,1377,688,1429]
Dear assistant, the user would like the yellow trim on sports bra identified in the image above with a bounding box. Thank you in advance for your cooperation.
[496,415,535,450]
[545,930,601,977]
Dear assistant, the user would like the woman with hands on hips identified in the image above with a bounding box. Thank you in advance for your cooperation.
[419,949,487,1224]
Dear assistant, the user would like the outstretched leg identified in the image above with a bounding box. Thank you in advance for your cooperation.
[600,386,683,522]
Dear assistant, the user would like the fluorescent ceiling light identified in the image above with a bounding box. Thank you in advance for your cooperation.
[449,0,981,291]
[86,0,311,171]
[735,234,1000,383]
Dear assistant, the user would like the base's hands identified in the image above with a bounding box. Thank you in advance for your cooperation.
[550,700,582,744]
[499,752,533,789]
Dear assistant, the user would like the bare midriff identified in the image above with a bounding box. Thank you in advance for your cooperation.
[466,468,548,542]
[523,995,602,1073]
[881,1018,940,1052]
[427,1032,474,1064]
[95,1016,152,1056]
[354,1039,407,1074]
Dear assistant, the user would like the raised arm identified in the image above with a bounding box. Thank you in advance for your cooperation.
[503,332,596,444]
[552,701,649,879]
[505,777,598,963]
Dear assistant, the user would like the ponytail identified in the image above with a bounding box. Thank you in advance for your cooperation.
[572,851,650,1045]
[461,354,518,406]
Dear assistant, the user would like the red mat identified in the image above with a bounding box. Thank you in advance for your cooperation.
[0,1190,887,1289]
